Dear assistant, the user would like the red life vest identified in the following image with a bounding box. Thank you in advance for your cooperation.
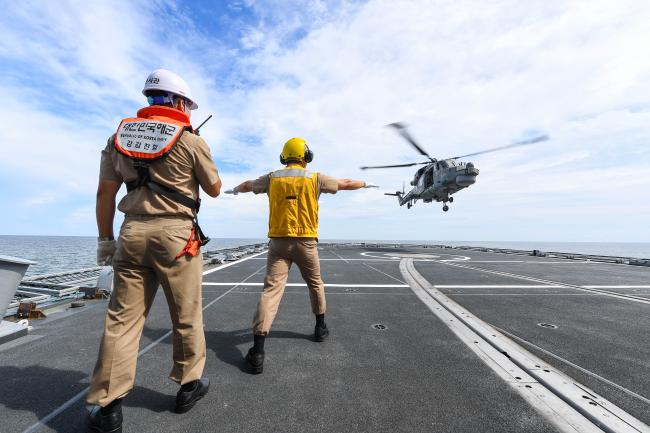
[114,106,192,160]
[112,106,209,255]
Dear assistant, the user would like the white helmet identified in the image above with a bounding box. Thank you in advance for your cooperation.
[142,68,198,110]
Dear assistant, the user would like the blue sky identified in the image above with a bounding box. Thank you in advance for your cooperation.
[1,0,649,242]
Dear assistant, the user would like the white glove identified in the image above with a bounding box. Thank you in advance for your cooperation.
[97,240,117,266]
[225,189,239,195]
[363,182,379,188]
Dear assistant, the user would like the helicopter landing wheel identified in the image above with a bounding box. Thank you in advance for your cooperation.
[448,197,454,203]
[407,203,412,209]
[443,204,449,212]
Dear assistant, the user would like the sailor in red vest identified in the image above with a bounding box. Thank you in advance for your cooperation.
[87,69,221,432]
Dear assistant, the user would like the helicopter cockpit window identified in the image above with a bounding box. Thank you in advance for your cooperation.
[425,167,433,185]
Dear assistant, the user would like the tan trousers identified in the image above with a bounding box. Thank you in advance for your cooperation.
[253,237,326,335]
[87,216,206,407]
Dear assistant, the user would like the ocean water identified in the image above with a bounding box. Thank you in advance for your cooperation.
[0,236,265,277]
[0,236,648,277]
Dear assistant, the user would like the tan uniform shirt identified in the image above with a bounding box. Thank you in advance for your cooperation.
[99,131,220,218]
[251,171,338,196]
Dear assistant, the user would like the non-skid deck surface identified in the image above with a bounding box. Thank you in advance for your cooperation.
[1,245,649,432]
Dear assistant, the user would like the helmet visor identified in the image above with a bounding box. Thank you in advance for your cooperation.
[146,92,176,106]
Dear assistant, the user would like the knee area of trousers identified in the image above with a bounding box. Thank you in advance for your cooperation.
[173,318,203,331]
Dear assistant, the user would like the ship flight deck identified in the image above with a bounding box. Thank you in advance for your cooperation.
[1,244,649,433]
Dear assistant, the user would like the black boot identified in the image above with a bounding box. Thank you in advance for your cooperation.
[88,398,122,433]
[175,378,210,414]
[245,334,265,374]
[314,314,329,342]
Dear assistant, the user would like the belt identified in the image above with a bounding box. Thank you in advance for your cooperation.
[124,214,193,221]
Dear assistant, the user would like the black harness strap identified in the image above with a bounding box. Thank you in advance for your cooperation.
[126,162,209,246]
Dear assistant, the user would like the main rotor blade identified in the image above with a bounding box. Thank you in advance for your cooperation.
[387,122,433,159]
[451,134,549,159]
[360,162,429,170]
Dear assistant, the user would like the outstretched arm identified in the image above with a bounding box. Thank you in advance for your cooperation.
[337,179,378,191]
[226,174,270,195]
[225,180,255,195]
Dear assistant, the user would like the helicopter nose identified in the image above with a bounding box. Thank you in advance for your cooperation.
[456,164,479,186]
[456,174,476,186]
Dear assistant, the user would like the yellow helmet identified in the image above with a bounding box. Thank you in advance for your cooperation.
[280,137,313,164]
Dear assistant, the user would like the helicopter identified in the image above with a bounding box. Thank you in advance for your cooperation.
[360,122,549,211]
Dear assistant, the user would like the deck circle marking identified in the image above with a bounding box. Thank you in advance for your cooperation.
[371,324,387,330]
[359,251,470,262]
[537,322,559,329]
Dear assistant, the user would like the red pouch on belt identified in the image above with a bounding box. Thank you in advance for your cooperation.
[175,227,201,259]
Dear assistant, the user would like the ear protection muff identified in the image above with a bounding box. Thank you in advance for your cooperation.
[304,144,314,163]
[279,142,314,164]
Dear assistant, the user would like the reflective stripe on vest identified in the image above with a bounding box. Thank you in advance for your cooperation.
[268,167,319,238]
[270,169,313,178]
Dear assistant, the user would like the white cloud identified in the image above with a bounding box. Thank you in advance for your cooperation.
[1,0,649,242]
[212,0,650,241]
[19,192,59,209]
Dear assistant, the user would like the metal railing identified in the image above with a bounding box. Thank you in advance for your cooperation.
[4,244,269,318]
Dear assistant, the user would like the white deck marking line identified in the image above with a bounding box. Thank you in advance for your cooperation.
[329,249,350,263]
[401,259,650,433]
[493,326,650,406]
[461,260,525,263]
[362,263,407,284]
[400,260,603,433]
[226,291,413,295]
[451,293,597,296]
[435,261,650,305]
[202,282,408,287]
[250,257,396,261]
[435,284,650,290]
[202,250,267,275]
[359,251,469,262]
[466,261,598,264]
[20,254,267,433]
[437,285,564,288]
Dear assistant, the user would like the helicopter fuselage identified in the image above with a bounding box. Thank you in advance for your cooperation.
[367,121,546,212]
[392,158,479,209]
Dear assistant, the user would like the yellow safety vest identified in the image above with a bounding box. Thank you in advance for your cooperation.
[267,166,319,238]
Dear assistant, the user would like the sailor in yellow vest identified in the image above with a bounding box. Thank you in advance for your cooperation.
[226,138,378,373]
[88,69,221,432]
